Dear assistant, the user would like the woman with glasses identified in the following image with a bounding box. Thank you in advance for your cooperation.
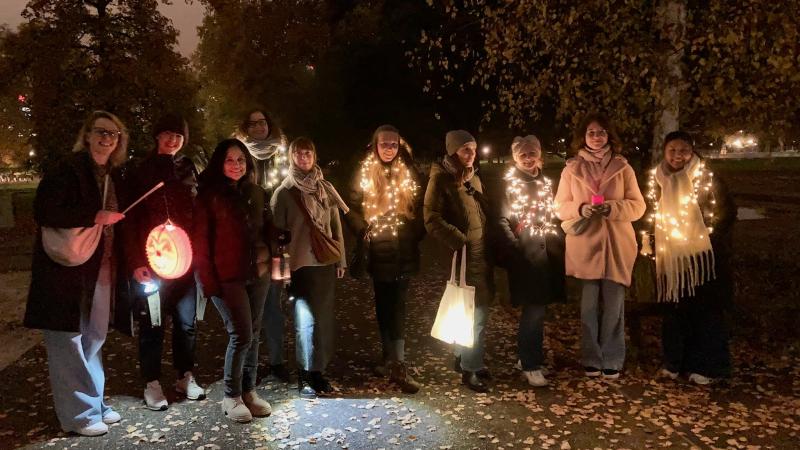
[193,139,273,422]
[271,137,348,399]
[124,113,206,410]
[343,125,425,393]
[24,111,128,436]
[554,113,645,379]
[233,108,292,383]
[423,130,494,393]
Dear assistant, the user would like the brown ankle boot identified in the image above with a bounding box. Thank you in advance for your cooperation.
[389,361,421,394]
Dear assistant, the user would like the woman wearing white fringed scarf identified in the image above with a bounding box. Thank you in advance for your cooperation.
[271,137,348,399]
[641,131,736,385]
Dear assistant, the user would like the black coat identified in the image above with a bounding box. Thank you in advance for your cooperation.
[24,151,131,332]
[343,152,425,282]
[122,152,197,274]
[193,180,271,298]
[497,167,566,306]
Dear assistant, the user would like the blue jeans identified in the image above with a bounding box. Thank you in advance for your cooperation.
[580,279,626,370]
[138,273,197,381]
[455,303,489,372]
[518,304,546,370]
[212,279,269,397]
[260,281,286,365]
[43,257,113,432]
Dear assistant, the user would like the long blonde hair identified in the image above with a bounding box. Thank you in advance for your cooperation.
[72,110,128,167]
[361,125,417,222]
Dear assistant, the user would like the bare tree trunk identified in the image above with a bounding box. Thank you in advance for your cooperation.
[651,1,686,164]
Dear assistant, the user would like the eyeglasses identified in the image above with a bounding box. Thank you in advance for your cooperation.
[247,119,268,128]
[586,130,607,138]
[92,128,121,140]
[378,142,399,150]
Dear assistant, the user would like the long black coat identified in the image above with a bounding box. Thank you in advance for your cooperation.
[193,180,271,298]
[343,152,425,282]
[497,167,566,306]
[24,151,131,332]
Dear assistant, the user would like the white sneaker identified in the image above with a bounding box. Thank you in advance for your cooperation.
[74,421,108,436]
[102,409,121,424]
[688,373,713,385]
[176,371,206,400]
[144,380,168,411]
[515,360,549,376]
[523,370,549,387]
[660,368,679,380]
[243,390,272,417]
[222,396,253,423]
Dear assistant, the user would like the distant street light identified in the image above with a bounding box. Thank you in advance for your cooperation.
[482,146,490,156]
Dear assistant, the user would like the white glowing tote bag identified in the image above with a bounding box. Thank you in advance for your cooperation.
[431,245,475,347]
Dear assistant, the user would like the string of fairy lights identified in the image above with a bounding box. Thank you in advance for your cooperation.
[504,167,558,236]
[359,153,418,238]
[264,146,290,189]
[641,161,717,254]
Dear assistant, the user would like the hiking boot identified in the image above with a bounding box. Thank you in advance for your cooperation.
[242,390,272,417]
[462,371,489,393]
[221,396,252,423]
[143,380,168,411]
[270,364,292,383]
[523,370,549,387]
[389,361,421,394]
[176,371,206,400]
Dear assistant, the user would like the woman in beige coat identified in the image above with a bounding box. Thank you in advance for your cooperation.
[555,113,645,379]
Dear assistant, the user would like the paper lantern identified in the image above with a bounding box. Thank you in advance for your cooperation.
[145,220,192,279]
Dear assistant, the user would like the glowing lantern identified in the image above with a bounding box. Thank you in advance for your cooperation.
[145,220,192,279]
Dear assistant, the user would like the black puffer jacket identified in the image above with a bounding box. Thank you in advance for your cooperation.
[344,150,425,282]
[193,180,270,298]
[123,152,197,273]
[497,166,566,306]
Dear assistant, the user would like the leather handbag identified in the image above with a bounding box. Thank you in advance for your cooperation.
[289,188,342,265]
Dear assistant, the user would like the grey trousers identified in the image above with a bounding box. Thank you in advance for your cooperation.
[289,265,337,372]
[580,279,626,370]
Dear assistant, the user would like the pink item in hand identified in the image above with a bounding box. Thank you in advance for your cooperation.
[591,194,605,206]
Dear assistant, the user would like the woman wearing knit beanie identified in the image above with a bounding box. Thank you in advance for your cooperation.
[641,131,736,385]
[423,129,494,393]
[497,135,565,387]
[554,113,645,380]
[343,124,425,394]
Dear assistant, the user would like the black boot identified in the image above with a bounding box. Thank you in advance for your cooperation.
[297,370,317,399]
[310,371,333,394]
[389,361,421,394]
[270,364,292,383]
[462,371,489,393]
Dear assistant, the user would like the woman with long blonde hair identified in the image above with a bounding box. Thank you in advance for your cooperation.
[344,124,424,393]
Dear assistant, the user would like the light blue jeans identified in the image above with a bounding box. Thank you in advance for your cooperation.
[260,281,286,365]
[580,279,626,370]
[43,258,113,432]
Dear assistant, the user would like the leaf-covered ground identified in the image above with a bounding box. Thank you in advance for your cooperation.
[0,164,797,449]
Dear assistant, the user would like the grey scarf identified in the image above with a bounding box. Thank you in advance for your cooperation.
[282,165,349,232]
[240,134,285,161]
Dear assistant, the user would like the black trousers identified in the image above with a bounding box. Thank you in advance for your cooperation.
[662,295,731,378]
[373,278,409,362]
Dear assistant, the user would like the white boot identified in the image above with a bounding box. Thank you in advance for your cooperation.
[688,373,713,385]
[222,396,253,423]
[523,370,549,387]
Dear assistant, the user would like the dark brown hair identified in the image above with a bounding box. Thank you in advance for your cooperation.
[570,112,623,155]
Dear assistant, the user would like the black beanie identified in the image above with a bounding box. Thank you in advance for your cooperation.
[152,114,189,142]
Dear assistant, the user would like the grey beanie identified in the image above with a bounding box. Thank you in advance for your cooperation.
[445,130,476,155]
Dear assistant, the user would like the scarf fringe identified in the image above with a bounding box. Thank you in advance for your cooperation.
[657,248,716,302]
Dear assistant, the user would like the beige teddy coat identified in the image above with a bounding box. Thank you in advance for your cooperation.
[554,155,646,286]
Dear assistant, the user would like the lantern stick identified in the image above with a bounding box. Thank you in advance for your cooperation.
[122,182,165,215]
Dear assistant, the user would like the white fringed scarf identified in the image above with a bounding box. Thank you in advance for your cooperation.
[653,155,715,302]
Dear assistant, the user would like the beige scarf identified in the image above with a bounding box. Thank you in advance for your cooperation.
[282,165,349,232]
[577,145,613,191]
[653,155,715,302]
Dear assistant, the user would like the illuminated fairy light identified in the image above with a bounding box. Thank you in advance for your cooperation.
[265,145,289,189]
[504,167,557,237]
[359,153,419,238]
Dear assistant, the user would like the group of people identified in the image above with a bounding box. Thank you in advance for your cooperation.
[23,108,735,436]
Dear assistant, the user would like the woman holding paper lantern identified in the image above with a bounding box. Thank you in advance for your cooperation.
[554,113,645,379]
[123,113,206,410]
[641,131,736,385]
[343,125,425,394]
[271,137,348,399]
[423,129,494,393]
[24,110,128,436]
[193,139,273,422]
[497,135,565,388]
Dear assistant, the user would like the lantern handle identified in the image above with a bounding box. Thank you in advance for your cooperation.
[122,182,165,215]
